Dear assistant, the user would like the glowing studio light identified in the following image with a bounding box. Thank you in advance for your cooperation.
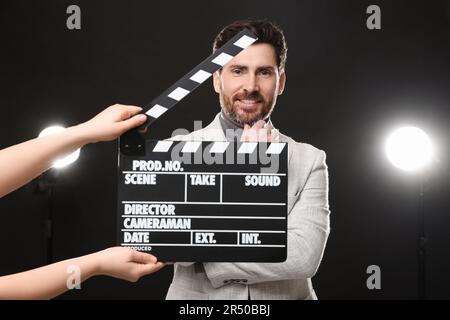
[39,126,80,169]
[385,126,433,171]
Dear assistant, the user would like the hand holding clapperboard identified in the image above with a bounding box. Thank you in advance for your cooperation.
[118,30,288,262]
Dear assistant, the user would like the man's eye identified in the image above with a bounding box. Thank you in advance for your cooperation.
[259,69,272,76]
[231,69,242,75]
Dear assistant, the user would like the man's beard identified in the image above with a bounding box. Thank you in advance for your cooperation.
[221,90,275,127]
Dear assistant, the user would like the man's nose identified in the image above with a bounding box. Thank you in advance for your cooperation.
[242,74,259,92]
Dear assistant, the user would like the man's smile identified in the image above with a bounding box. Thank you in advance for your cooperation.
[235,99,261,111]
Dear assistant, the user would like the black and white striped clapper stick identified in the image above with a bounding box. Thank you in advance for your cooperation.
[140,29,257,129]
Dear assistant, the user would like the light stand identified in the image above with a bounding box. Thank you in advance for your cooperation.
[29,125,81,263]
[418,173,427,300]
[385,126,433,300]
[29,169,58,264]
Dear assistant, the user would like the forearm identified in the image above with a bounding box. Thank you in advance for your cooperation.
[0,252,99,300]
[0,125,90,197]
[203,215,330,287]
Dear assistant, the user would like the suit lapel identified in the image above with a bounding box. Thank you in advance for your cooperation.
[201,113,227,141]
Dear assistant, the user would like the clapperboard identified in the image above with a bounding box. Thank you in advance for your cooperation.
[118,29,288,262]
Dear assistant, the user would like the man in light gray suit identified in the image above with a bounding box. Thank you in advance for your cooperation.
[166,19,330,300]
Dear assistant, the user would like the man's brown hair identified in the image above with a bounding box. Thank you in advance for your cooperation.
[213,18,288,71]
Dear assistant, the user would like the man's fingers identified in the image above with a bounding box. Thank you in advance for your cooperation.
[264,122,273,130]
[252,120,266,129]
[242,121,274,142]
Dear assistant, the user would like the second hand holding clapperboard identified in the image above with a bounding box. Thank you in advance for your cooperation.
[118,30,288,262]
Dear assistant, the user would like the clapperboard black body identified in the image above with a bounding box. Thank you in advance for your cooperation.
[117,140,288,262]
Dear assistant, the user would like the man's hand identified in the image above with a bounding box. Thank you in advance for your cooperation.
[241,120,274,142]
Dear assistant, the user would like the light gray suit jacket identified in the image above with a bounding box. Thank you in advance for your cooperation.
[165,114,330,300]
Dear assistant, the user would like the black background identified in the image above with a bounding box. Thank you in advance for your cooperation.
[0,0,449,299]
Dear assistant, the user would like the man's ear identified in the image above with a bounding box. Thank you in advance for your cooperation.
[278,71,286,95]
[213,71,222,94]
